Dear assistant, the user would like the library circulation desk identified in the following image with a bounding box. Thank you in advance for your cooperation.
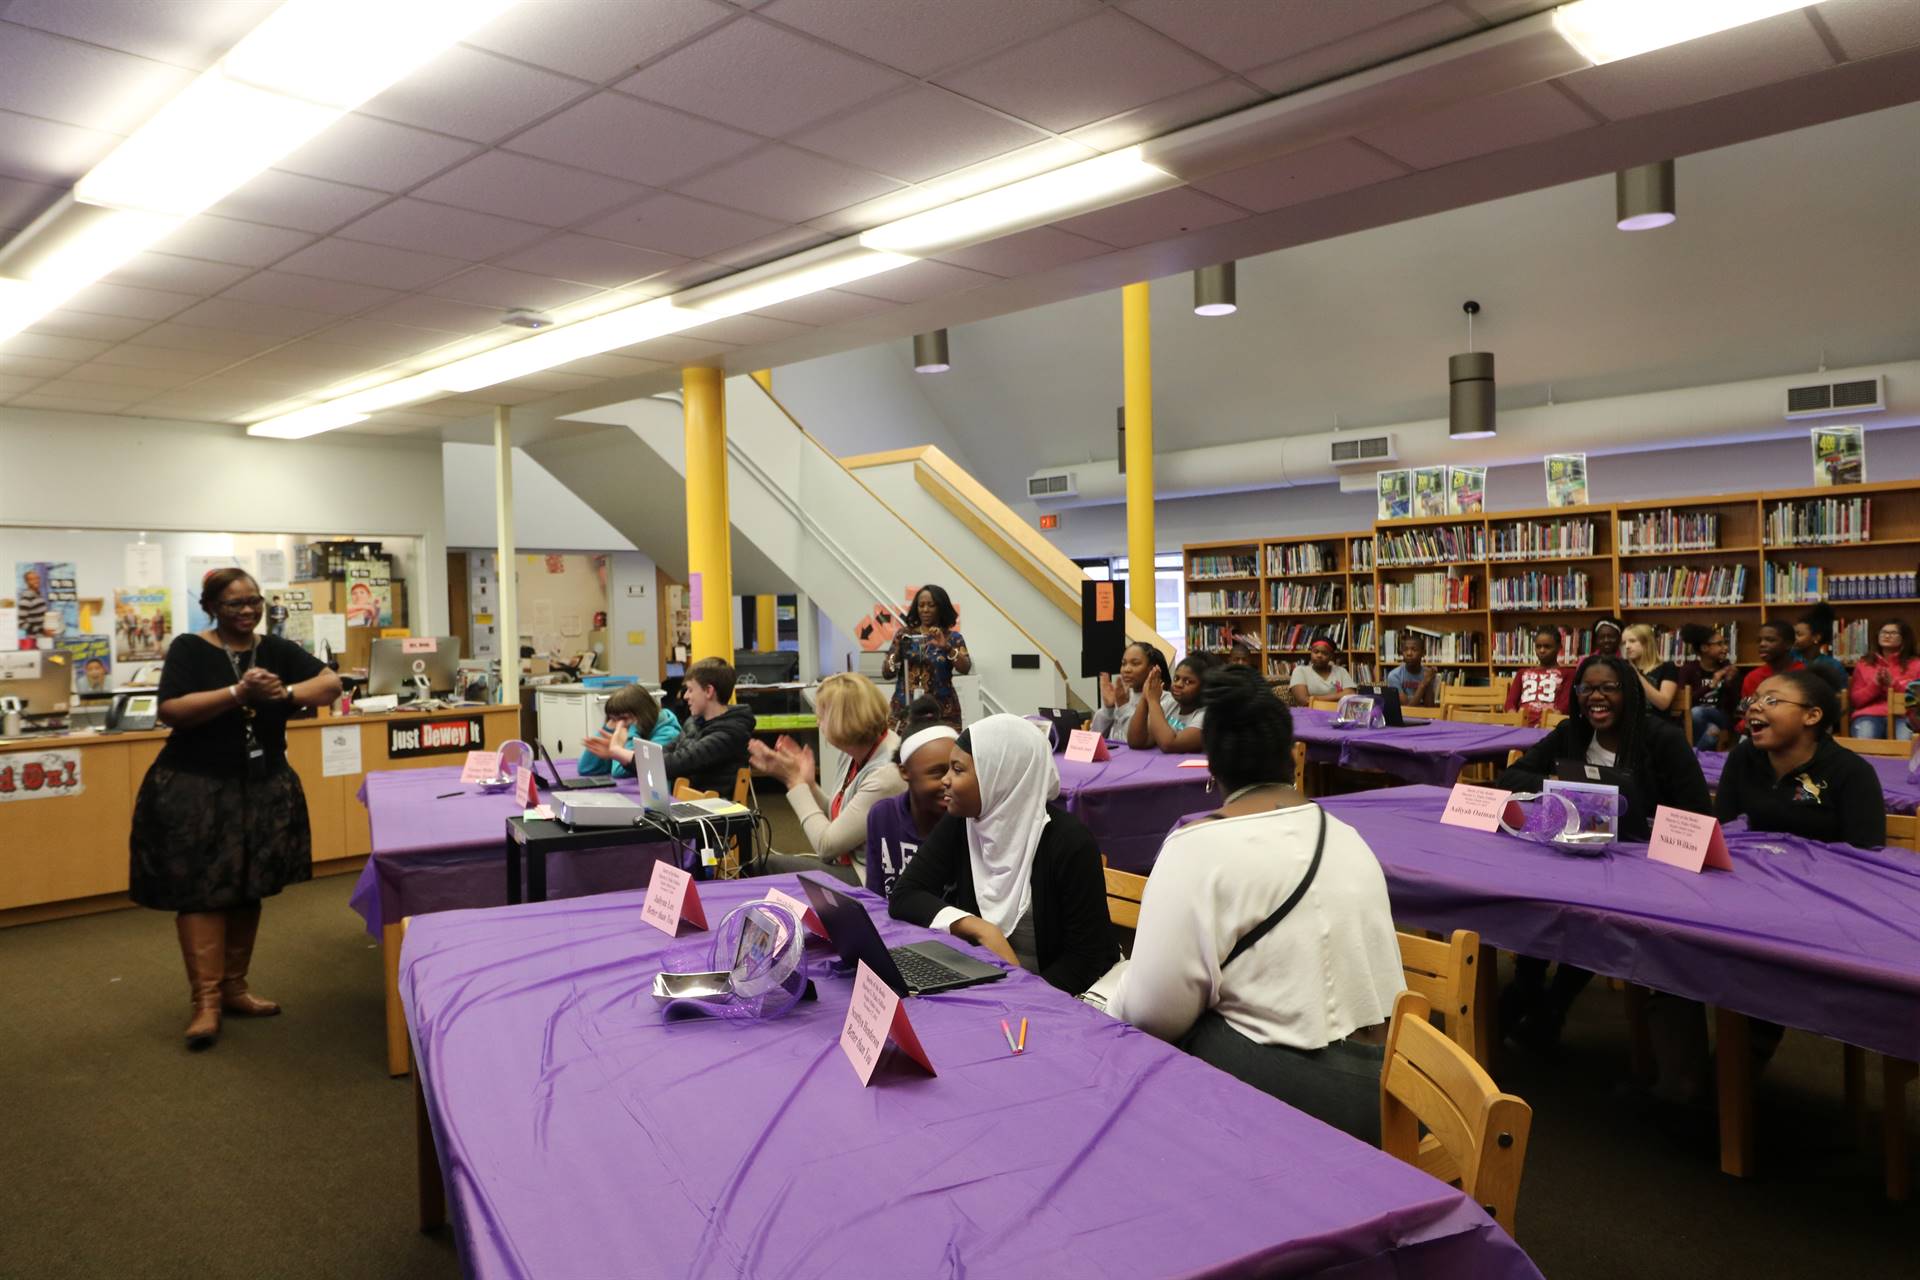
[0,705,521,927]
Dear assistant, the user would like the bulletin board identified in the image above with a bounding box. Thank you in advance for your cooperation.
[517,552,609,659]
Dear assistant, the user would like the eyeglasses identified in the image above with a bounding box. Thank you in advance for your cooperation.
[1746,694,1811,711]
[217,597,265,612]
[1576,681,1624,697]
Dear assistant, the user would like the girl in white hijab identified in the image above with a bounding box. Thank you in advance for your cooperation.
[888,714,1116,995]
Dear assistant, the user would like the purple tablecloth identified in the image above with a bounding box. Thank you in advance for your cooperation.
[1695,745,1920,814]
[1054,744,1214,873]
[1321,787,1920,1060]
[1293,710,1545,786]
[402,879,1541,1280]
[349,761,668,936]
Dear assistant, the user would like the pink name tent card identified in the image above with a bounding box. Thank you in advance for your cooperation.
[1440,782,1512,833]
[512,763,536,807]
[839,960,936,1085]
[641,860,708,936]
[1064,729,1110,763]
[765,887,828,938]
[460,750,503,783]
[1176,759,1210,770]
[1648,805,1733,873]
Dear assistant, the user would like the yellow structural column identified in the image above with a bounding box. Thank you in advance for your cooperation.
[682,367,734,664]
[755,596,778,652]
[1122,282,1156,630]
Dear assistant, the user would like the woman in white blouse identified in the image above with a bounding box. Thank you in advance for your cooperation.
[749,673,905,885]
[1089,641,1179,740]
[1109,664,1405,1141]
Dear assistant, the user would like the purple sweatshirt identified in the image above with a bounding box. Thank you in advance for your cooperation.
[865,793,929,899]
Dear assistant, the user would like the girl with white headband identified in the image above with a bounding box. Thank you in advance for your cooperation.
[889,713,1116,995]
[863,696,957,896]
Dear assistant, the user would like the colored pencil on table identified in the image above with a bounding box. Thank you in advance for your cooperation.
[1018,1017,1028,1053]
[1000,1018,1018,1053]
[435,791,464,799]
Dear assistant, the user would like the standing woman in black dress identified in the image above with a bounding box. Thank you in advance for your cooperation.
[130,568,341,1049]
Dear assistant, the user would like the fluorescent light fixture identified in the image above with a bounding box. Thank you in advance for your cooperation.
[17,208,184,290]
[861,146,1176,255]
[1551,0,1815,65]
[224,0,522,110]
[336,373,456,415]
[435,298,696,392]
[246,402,370,439]
[0,279,61,343]
[677,245,914,317]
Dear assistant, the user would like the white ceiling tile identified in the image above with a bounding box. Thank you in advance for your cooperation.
[1066,78,1267,152]
[618,18,908,136]
[1555,11,1834,121]
[0,373,44,395]
[0,25,194,133]
[337,198,550,260]
[227,344,391,378]
[1120,0,1437,73]
[426,266,604,310]
[411,151,648,228]
[169,297,336,338]
[689,313,814,346]
[0,353,76,379]
[1451,0,1557,22]
[275,114,482,193]
[1243,4,1480,95]
[25,380,144,405]
[360,45,592,143]
[555,352,675,379]
[759,0,1100,77]
[62,360,198,390]
[153,215,315,267]
[468,381,561,406]
[494,233,682,286]
[753,287,895,326]
[787,86,1048,184]
[498,370,604,393]
[103,251,254,295]
[676,145,903,222]
[294,321,458,358]
[838,258,1000,303]
[935,226,1109,277]
[1817,0,1920,61]
[0,107,121,185]
[219,271,403,316]
[2,0,281,69]
[1359,82,1595,169]
[934,10,1220,132]
[465,0,737,81]
[274,238,468,289]
[121,322,284,356]
[0,173,60,230]
[92,343,236,375]
[362,294,508,334]
[1190,137,1407,212]
[24,311,153,341]
[624,334,739,363]
[0,332,111,362]
[208,170,392,233]
[505,91,762,185]
[62,281,199,321]
[1053,186,1249,247]
[804,137,1100,234]
[578,191,787,258]
[706,226,834,269]
[11,393,137,413]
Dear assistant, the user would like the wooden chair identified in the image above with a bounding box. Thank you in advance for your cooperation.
[1440,682,1509,715]
[1397,928,1480,1061]
[1539,710,1568,730]
[1104,864,1146,931]
[1837,735,1909,759]
[1381,990,1533,1235]
[1445,707,1523,726]
[672,779,717,801]
[1308,696,1345,712]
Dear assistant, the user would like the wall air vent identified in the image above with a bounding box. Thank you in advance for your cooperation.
[1328,433,1396,466]
[1785,375,1884,419]
[1026,471,1078,501]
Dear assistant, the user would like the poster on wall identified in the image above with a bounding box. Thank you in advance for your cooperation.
[1810,425,1864,486]
[114,589,172,661]
[124,542,164,587]
[268,586,314,649]
[255,548,289,584]
[1376,470,1411,521]
[64,636,113,693]
[345,560,392,628]
[14,562,79,649]
[1447,466,1486,515]
[1411,467,1447,518]
[1544,454,1589,509]
[0,748,83,801]
[186,554,246,629]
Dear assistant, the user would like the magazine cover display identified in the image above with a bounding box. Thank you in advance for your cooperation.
[1376,469,1411,520]
[1544,454,1589,508]
[1447,466,1486,515]
[1810,425,1864,486]
[113,589,172,661]
[1411,466,1447,517]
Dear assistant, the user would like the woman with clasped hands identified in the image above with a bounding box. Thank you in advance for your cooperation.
[882,584,971,730]
[129,568,341,1050]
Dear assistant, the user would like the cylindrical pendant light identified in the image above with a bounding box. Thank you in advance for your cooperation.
[1616,160,1675,230]
[1448,301,1495,439]
[912,329,950,372]
[1192,262,1236,316]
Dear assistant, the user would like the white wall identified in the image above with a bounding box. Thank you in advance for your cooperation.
[607,550,660,680]
[0,408,449,634]
[441,442,637,551]
[768,344,983,474]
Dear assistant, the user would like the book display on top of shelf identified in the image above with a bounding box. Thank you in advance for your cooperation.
[1411,467,1447,518]
[1377,470,1411,520]
[1448,466,1486,515]
[1544,454,1589,509]
[1811,425,1864,487]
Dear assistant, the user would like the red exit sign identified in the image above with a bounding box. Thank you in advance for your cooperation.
[1038,514,1059,530]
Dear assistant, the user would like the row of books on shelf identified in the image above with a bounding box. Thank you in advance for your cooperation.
[1618,509,1719,554]
[1763,564,1918,602]
[1491,570,1590,611]
[1377,524,1487,566]
[1351,584,1377,611]
[1492,627,1596,665]
[1268,582,1342,612]
[1350,539,1375,571]
[1382,625,1481,662]
[1765,496,1871,546]
[1186,622,1246,651]
[1265,542,1340,575]
[1619,563,1749,607]
[1189,552,1258,580]
[1187,589,1259,615]
[1353,621,1376,651]
[1267,619,1350,650]
[1379,571,1474,613]
[1489,519,1597,561]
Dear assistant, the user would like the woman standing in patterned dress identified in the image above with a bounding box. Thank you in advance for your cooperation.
[882,584,971,729]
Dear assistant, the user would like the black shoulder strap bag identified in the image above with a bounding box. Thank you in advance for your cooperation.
[1222,806,1328,969]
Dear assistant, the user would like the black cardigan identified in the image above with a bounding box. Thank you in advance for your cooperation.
[1496,714,1710,841]
[1715,737,1886,849]
[888,804,1116,996]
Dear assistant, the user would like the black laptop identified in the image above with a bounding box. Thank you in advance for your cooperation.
[1351,684,1407,727]
[1038,706,1087,752]
[797,873,1006,998]
[536,740,617,790]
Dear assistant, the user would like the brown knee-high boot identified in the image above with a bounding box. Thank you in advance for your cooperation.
[176,912,226,1050]
[220,902,280,1017]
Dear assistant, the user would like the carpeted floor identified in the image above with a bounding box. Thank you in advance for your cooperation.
[1,803,1912,1278]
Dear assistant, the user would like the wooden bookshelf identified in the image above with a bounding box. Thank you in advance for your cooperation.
[1184,479,1920,682]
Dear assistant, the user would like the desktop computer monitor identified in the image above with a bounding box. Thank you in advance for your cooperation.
[0,650,74,718]
[368,637,463,697]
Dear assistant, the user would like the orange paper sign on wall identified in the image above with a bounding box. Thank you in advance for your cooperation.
[1094,582,1115,622]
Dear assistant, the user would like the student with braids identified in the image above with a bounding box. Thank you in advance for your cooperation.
[1493,653,1711,1054]
[1130,650,1220,753]
[1107,665,1404,1142]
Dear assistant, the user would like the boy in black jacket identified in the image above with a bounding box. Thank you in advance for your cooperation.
[663,658,756,797]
